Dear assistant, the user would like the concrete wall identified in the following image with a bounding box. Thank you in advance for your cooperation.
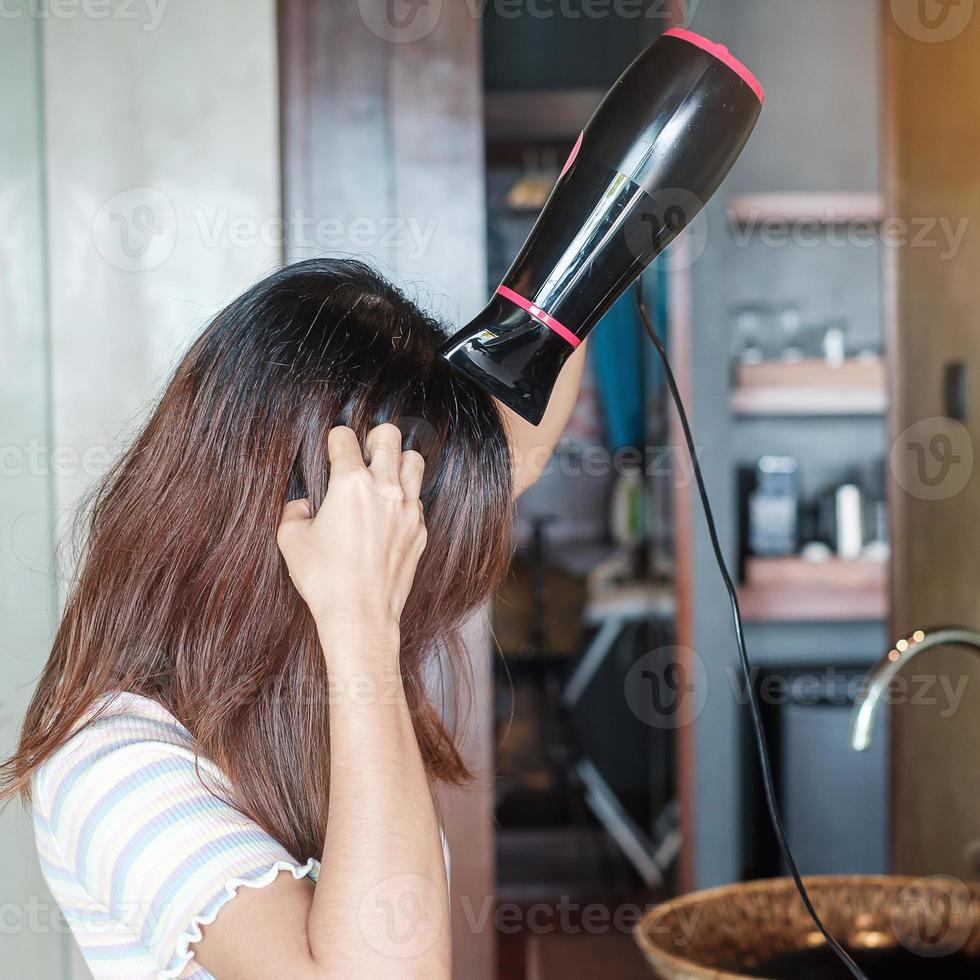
[0,3,280,975]
[0,15,65,980]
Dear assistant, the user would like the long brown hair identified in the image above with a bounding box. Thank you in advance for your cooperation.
[1,258,513,860]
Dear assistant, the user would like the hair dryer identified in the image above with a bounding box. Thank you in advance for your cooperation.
[439,28,764,424]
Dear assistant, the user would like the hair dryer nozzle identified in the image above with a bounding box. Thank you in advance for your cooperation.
[440,291,576,425]
[439,28,763,424]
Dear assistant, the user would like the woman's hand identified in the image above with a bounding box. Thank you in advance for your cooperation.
[277,423,427,648]
[195,424,450,980]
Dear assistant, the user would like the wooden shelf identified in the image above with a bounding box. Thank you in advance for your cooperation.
[732,386,887,416]
[731,357,887,416]
[727,192,885,226]
[738,556,888,623]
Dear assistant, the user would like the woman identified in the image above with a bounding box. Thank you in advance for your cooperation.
[0,258,585,978]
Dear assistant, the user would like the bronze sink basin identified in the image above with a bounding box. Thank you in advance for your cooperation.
[635,875,980,979]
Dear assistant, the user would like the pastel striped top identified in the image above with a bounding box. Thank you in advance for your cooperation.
[32,692,319,979]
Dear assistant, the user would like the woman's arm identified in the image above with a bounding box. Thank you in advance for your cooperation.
[192,423,448,980]
[496,339,588,496]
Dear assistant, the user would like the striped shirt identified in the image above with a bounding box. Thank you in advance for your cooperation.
[32,692,319,979]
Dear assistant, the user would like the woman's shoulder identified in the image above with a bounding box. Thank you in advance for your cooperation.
[85,690,191,732]
[31,692,318,979]
[31,691,213,821]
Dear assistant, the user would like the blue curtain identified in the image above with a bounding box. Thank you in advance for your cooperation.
[592,265,668,450]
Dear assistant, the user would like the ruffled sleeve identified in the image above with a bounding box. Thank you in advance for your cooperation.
[32,694,316,978]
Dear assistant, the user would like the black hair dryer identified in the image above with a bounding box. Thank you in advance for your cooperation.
[439,29,764,425]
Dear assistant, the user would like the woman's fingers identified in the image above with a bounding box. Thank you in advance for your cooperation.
[325,423,423,501]
[281,426,428,631]
[281,498,312,523]
[327,425,365,475]
[276,497,312,554]
[365,423,403,486]
[400,450,425,500]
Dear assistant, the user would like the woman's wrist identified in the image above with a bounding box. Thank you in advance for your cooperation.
[319,621,408,716]
[316,615,401,672]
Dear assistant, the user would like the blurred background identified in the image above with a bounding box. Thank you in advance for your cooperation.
[3,0,980,977]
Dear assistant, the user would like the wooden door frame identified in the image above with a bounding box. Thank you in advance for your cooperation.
[278,0,315,226]
[878,0,901,875]
[276,4,496,976]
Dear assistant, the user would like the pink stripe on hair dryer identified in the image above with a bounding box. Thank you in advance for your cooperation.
[439,28,764,424]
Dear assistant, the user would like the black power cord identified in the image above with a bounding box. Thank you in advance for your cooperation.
[634,281,870,980]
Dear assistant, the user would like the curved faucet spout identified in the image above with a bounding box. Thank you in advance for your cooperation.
[850,627,980,752]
